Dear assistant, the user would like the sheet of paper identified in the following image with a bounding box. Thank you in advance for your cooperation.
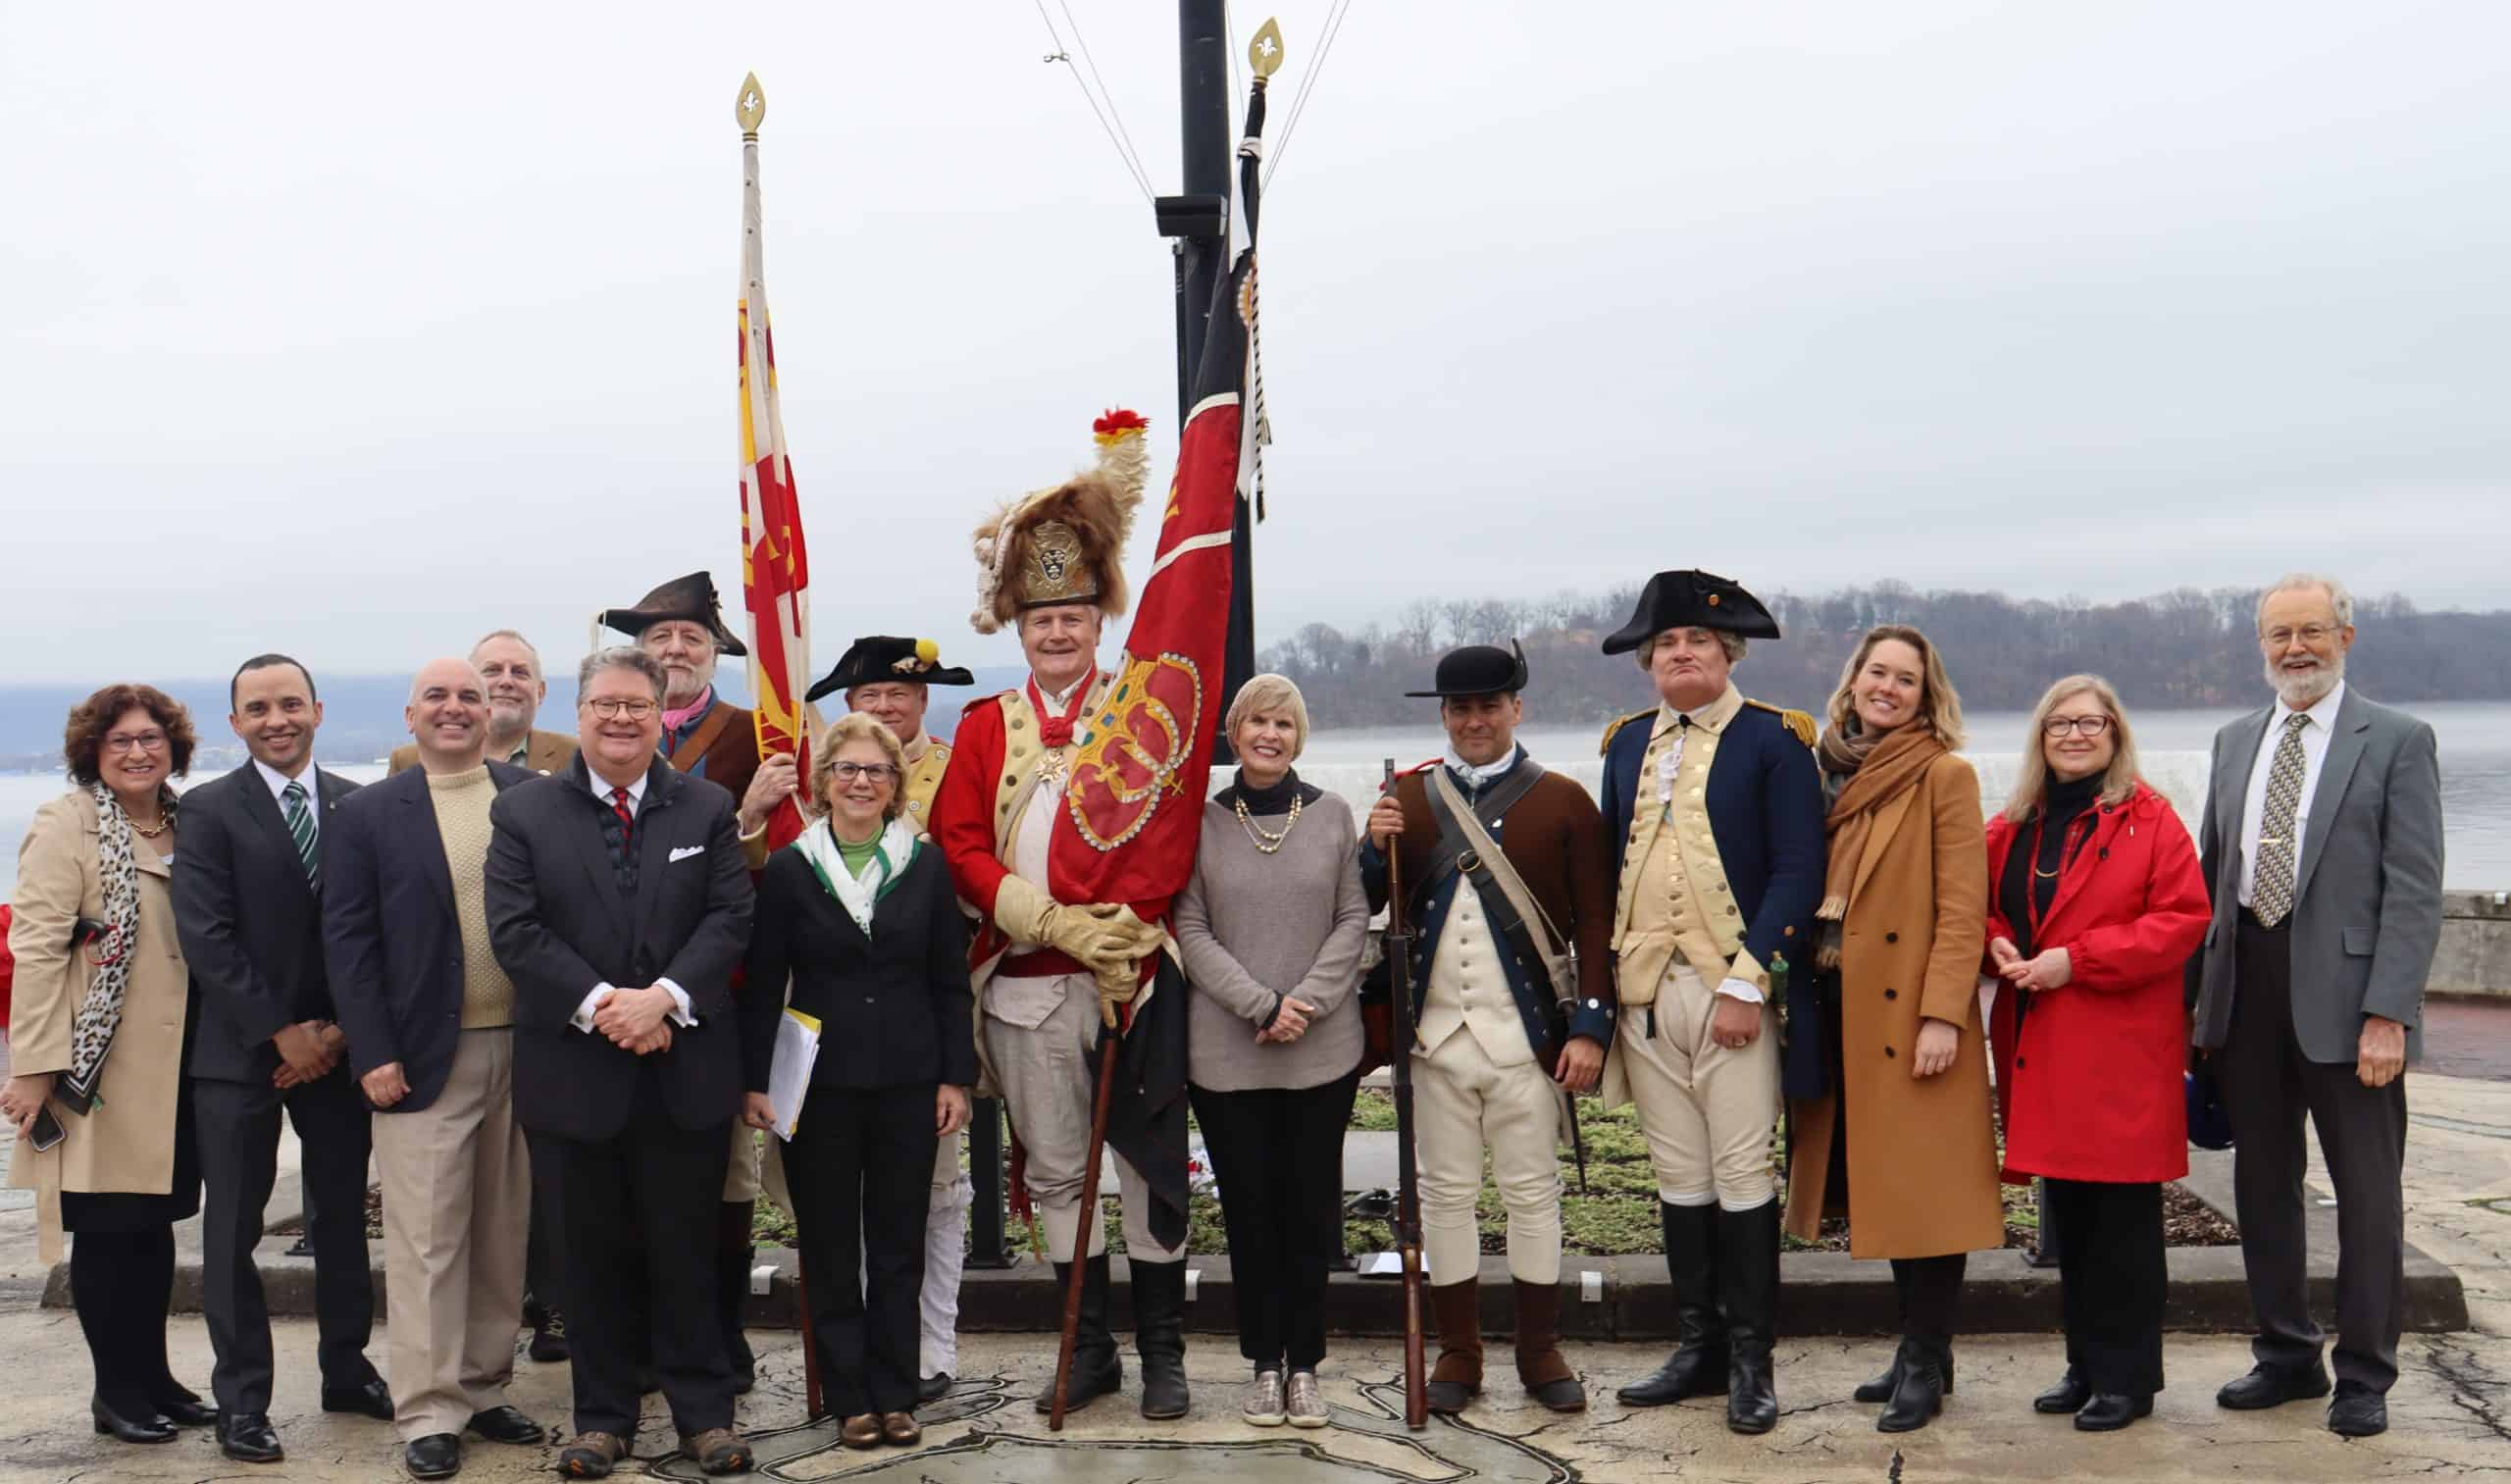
[767,1006,822,1141]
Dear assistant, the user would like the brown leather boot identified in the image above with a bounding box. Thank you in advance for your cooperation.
[1425,1277,1483,1415]
[1513,1279,1587,1411]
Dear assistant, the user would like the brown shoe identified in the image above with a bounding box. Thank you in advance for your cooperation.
[1513,1278,1587,1412]
[1425,1276,1484,1414]
[880,1411,922,1446]
[556,1431,630,1479]
[840,1413,882,1450]
[679,1427,754,1475]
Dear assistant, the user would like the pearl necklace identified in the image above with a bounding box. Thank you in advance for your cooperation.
[1234,792,1303,853]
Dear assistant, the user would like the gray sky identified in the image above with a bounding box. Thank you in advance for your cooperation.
[3,1,2504,686]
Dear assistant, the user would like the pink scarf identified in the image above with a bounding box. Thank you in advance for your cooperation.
[661,684,716,737]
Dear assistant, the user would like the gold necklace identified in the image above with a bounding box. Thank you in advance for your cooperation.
[128,809,170,838]
[1234,792,1302,853]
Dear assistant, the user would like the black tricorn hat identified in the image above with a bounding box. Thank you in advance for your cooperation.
[1601,569,1781,654]
[599,571,747,658]
[804,636,977,703]
[1406,639,1530,698]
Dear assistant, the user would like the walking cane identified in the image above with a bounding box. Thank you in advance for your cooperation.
[1049,1002,1126,1431]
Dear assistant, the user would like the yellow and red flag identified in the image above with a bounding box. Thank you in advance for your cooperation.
[734,74,810,850]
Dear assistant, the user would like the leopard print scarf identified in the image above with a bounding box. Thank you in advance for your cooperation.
[53,780,172,1115]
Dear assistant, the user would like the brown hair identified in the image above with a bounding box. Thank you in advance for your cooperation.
[1822,624,1967,748]
[809,711,910,823]
[64,684,197,786]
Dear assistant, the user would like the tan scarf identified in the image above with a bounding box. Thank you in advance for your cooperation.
[1814,723,1947,966]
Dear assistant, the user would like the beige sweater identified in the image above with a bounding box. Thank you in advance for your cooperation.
[428,766,515,1028]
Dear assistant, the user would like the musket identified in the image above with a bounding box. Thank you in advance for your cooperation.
[1381,759,1430,1431]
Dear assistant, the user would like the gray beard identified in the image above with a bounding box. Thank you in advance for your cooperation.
[2266,653,2342,709]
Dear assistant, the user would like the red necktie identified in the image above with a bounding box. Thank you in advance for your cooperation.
[610,787,636,842]
[1029,679,1090,748]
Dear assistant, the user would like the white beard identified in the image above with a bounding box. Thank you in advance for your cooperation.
[2265,652,2342,709]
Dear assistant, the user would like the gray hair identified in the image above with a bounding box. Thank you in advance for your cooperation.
[471,629,543,669]
[1223,673,1312,761]
[1634,628,1747,672]
[2255,573,2355,631]
[578,646,666,702]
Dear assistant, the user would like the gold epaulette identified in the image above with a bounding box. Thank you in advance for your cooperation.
[1598,708,1652,757]
[1746,698,1817,748]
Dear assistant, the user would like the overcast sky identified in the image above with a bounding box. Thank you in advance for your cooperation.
[3,1,2503,686]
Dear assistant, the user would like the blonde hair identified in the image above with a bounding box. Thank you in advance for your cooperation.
[1823,624,1966,749]
[808,711,910,822]
[1223,672,1311,763]
[2004,673,2142,820]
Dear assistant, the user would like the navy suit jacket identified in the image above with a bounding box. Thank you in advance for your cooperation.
[1599,701,1826,1089]
[484,756,754,1141]
[322,760,533,1112]
[173,762,361,1083]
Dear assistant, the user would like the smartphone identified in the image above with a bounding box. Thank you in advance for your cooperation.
[26,1105,65,1153]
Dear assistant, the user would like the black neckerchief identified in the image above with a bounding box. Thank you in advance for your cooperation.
[1214,767,1322,816]
[2001,772,2103,958]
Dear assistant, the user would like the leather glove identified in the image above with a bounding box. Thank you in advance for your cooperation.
[1093,958,1142,1030]
[1044,901,1163,977]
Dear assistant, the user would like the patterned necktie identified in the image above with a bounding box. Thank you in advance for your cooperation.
[2250,712,2310,927]
[610,787,636,844]
[280,779,320,883]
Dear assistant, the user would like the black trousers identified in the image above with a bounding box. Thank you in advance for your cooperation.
[526,1178,565,1318]
[532,1096,736,1439]
[1887,1253,1967,1354]
[70,1227,182,1407]
[2046,1178,2165,1396]
[1190,1070,1361,1371]
[2221,912,2409,1392]
[191,1067,377,1413]
[786,1083,939,1418]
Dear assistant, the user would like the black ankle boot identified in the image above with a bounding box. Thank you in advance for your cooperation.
[1131,1259,1192,1420]
[1618,1203,1727,1407]
[1035,1256,1122,1414]
[1878,1340,1949,1433]
[1717,1201,1780,1435]
[1858,1345,1953,1404]
[717,1201,757,1394]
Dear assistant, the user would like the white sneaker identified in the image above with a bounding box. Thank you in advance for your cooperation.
[1286,1370,1329,1428]
[1243,1369,1287,1426]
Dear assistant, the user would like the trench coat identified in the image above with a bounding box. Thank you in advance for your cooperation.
[1782,752,2004,1258]
[1984,782,2208,1185]
[5,792,196,1261]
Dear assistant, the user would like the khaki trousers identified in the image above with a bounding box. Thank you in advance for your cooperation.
[372,1028,532,1440]
[986,974,1184,1262]
[922,1131,970,1376]
[1413,1024,1563,1286]
[1617,963,1779,1209]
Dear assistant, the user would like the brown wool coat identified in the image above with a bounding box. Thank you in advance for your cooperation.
[6,793,194,1259]
[1783,752,2004,1258]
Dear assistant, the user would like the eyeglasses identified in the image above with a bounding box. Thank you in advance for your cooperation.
[2263,624,2337,647]
[2043,715,2114,738]
[584,697,659,721]
[829,762,898,785]
[103,731,169,754]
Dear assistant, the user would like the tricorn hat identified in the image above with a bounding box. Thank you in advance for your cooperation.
[1601,569,1781,654]
[804,636,976,703]
[969,410,1153,635]
[1406,639,1530,698]
[599,571,748,657]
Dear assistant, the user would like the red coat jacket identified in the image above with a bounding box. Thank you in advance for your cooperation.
[1984,782,2209,1185]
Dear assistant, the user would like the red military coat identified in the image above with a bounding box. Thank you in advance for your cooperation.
[1984,781,2210,1185]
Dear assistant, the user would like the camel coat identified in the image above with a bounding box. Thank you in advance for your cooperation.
[1782,752,2003,1258]
[6,792,195,1262]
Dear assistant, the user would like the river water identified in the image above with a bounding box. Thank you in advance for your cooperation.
[4,703,2506,896]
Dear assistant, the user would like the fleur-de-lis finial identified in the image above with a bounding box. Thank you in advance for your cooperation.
[735,73,766,133]
[1250,18,1285,78]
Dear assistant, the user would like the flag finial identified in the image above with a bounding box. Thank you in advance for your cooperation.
[735,73,766,135]
[1250,19,1285,78]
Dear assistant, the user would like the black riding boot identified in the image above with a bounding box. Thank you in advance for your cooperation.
[1131,1259,1192,1419]
[1617,1203,1727,1406]
[1034,1255,1122,1413]
[1718,1200,1781,1435]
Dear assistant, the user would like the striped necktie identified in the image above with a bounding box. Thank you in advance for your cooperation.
[281,779,321,883]
[2249,712,2309,927]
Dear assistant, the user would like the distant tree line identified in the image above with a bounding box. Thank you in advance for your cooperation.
[1258,585,2511,731]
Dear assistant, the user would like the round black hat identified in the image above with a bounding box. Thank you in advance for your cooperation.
[1405,640,1530,698]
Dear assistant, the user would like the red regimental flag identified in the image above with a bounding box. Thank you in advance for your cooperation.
[737,120,810,851]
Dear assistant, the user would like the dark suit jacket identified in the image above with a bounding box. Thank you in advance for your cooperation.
[2188,686,2444,1062]
[174,762,360,1084]
[484,755,753,1140]
[741,841,976,1095]
[323,760,533,1112]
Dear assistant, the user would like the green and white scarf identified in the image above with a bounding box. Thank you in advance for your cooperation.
[792,816,920,936]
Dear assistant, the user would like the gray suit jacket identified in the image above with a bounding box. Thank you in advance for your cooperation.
[2188,687,2443,1062]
